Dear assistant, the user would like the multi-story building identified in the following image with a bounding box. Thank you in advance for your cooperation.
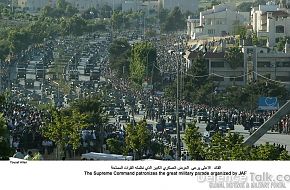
[122,0,159,12]
[159,0,198,13]
[17,0,53,12]
[187,3,249,39]
[184,44,290,88]
[17,0,125,12]
[65,0,124,11]
[250,1,290,47]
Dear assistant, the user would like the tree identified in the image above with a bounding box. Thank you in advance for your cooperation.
[162,7,186,32]
[277,37,287,51]
[225,46,244,70]
[252,143,282,160]
[149,140,164,159]
[42,107,88,159]
[184,122,204,160]
[71,96,108,126]
[56,0,68,10]
[124,120,151,160]
[65,4,78,17]
[81,7,98,19]
[159,8,170,24]
[109,38,131,78]
[0,40,9,61]
[203,132,250,160]
[106,138,124,155]
[99,4,112,18]
[279,150,290,160]
[130,42,157,86]
[71,96,108,152]
[166,51,212,103]
[252,32,259,45]
[111,10,124,30]
[225,46,244,85]
[0,113,11,160]
[237,2,252,12]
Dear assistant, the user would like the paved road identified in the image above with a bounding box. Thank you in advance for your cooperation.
[108,111,290,152]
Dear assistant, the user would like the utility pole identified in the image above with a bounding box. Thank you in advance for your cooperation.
[168,50,185,160]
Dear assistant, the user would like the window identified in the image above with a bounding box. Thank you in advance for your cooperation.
[257,61,271,67]
[216,19,223,25]
[276,25,284,33]
[283,61,290,67]
[208,29,215,35]
[206,19,212,25]
[211,61,224,67]
[275,61,290,67]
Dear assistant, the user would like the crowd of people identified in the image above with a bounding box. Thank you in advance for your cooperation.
[0,100,51,159]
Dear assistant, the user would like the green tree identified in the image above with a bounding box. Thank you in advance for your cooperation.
[237,2,252,12]
[71,96,108,152]
[65,4,78,17]
[111,10,124,30]
[277,37,287,51]
[203,132,247,160]
[159,8,170,24]
[56,0,68,10]
[0,40,9,61]
[71,96,108,126]
[0,112,11,160]
[149,140,164,159]
[225,46,244,85]
[109,38,131,78]
[252,32,259,45]
[237,26,247,40]
[130,42,157,86]
[252,143,282,160]
[184,122,204,160]
[124,120,151,160]
[279,150,290,160]
[99,4,112,18]
[42,107,88,159]
[106,138,124,154]
[162,7,186,32]
[225,46,244,70]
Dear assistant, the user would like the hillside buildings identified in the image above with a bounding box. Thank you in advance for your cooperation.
[187,3,250,39]
[251,1,290,47]
[17,0,199,13]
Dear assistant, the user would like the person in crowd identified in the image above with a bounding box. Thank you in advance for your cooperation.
[13,148,24,159]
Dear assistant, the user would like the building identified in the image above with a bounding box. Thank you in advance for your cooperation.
[65,0,124,12]
[17,0,53,12]
[17,0,125,12]
[159,0,198,13]
[251,1,290,47]
[187,3,249,39]
[184,43,290,88]
[122,0,159,12]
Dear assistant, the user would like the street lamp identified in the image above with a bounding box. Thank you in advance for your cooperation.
[168,50,185,160]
